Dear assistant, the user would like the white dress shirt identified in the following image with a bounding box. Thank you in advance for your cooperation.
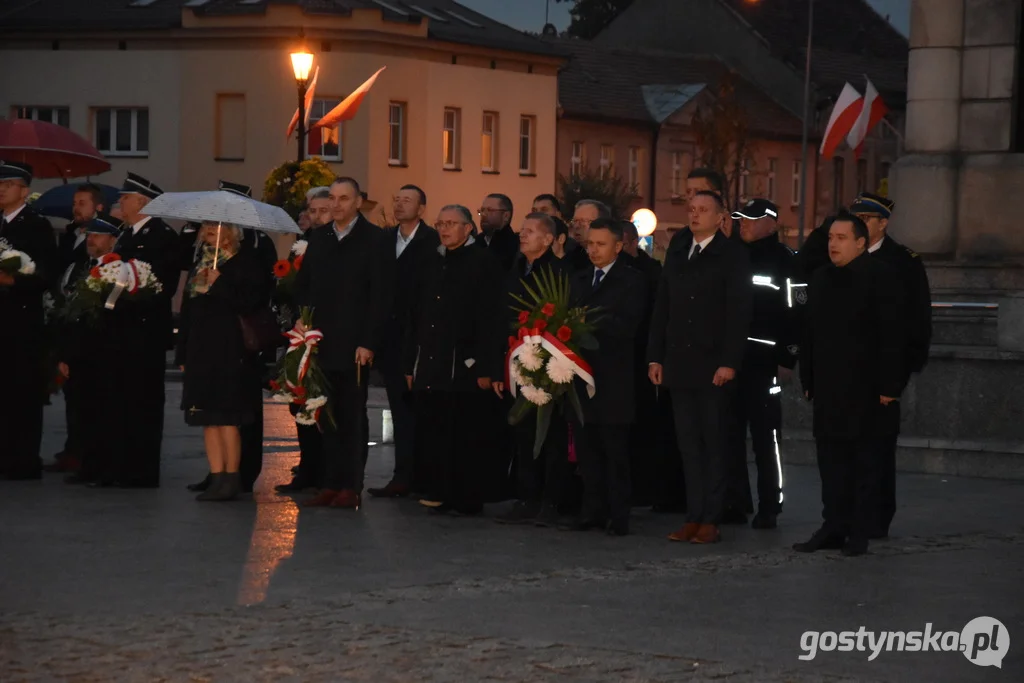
[2,204,27,224]
[592,258,617,286]
[868,236,885,253]
[334,215,359,241]
[396,222,420,258]
[130,216,152,235]
[688,233,715,260]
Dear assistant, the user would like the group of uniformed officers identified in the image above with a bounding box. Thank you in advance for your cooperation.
[0,160,931,555]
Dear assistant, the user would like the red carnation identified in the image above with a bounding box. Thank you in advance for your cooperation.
[541,303,556,317]
[293,255,304,270]
[517,326,528,340]
[269,380,280,391]
[557,325,572,342]
[508,335,517,349]
[293,386,307,398]
[535,318,548,331]
[89,266,101,279]
[517,310,530,324]
[273,260,292,278]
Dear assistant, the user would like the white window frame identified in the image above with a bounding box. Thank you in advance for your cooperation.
[767,158,777,202]
[388,102,405,165]
[308,98,343,161]
[628,146,640,188]
[570,141,583,177]
[15,106,70,127]
[481,111,497,171]
[519,115,534,174]
[791,160,802,207]
[442,107,460,169]
[671,151,683,198]
[599,145,613,178]
[93,107,149,157]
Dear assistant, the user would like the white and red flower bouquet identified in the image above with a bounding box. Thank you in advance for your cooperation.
[268,306,334,428]
[0,238,36,280]
[506,267,599,457]
[62,252,163,322]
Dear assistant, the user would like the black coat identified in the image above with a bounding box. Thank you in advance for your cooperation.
[59,221,89,273]
[403,238,505,392]
[570,261,647,425]
[477,223,520,273]
[872,236,932,377]
[792,219,832,282]
[114,217,181,349]
[505,249,568,328]
[743,233,802,371]
[648,229,752,389]
[619,250,662,371]
[294,216,394,371]
[380,220,440,364]
[562,237,593,272]
[800,253,907,440]
[176,249,269,414]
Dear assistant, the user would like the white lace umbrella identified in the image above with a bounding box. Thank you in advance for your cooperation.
[142,190,301,234]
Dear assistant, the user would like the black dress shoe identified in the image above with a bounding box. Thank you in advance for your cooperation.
[533,504,561,528]
[560,518,606,532]
[87,479,118,488]
[187,474,211,492]
[841,538,869,556]
[607,520,630,536]
[651,503,687,514]
[275,478,315,493]
[793,528,846,553]
[64,473,95,485]
[751,511,778,530]
[720,508,748,525]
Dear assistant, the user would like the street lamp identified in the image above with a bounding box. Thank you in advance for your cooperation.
[796,0,814,247]
[290,48,314,163]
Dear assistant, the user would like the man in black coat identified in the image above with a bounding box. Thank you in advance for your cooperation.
[726,198,803,529]
[648,191,752,544]
[0,161,59,480]
[664,168,730,270]
[403,204,505,514]
[112,172,181,487]
[494,213,572,525]
[566,218,647,536]
[368,184,439,499]
[475,193,520,272]
[850,192,932,538]
[294,177,394,510]
[794,213,907,557]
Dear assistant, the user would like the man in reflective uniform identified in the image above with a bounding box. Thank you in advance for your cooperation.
[726,199,802,529]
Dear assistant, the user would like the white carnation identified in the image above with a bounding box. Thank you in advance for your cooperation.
[509,359,524,387]
[518,344,543,371]
[268,393,293,403]
[545,355,576,384]
[0,249,34,275]
[291,240,308,257]
[521,385,552,406]
[305,395,328,410]
[295,410,318,426]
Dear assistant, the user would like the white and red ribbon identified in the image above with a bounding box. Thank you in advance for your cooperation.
[285,326,324,385]
[104,259,141,310]
[505,329,595,399]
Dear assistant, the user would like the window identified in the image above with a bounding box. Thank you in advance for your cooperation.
[388,102,405,165]
[303,98,342,161]
[628,146,641,189]
[856,158,868,193]
[93,107,149,156]
[519,115,535,174]
[833,157,846,210]
[791,160,802,206]
[442,107,460,169]
[481,111,497,171]
[767,158,777,202]
[599,145,613,178]
[570,141,583,177]
[14,106,69,128]
[214,94,246,161]
[671,151,683,197]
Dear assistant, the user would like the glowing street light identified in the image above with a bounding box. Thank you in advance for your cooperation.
[631,208,658,237]
[290,48,315,162]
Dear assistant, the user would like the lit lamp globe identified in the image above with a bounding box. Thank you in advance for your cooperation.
[290,50,314,82]
[631,208,657,237]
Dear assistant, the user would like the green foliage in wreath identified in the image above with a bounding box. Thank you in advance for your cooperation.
[261,158,336,219]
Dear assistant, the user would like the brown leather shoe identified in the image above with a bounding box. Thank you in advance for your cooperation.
[667,523,701,542]
[303,489,340,507]
[367,481,410,498]
[691,524,721,544]
[330,489,362,510]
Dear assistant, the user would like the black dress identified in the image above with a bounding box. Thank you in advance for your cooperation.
[177,248,268,427]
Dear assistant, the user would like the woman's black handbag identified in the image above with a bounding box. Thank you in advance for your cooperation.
[238,308,282,352]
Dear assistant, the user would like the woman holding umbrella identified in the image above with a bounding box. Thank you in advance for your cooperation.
[176,222,271,501]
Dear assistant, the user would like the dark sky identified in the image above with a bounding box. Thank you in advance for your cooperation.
[458,0,911,36]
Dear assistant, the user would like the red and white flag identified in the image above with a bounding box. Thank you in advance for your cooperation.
[819,82,863,160]
[846,78,888,158]
[285,66,320,140]
[310,67,386,131]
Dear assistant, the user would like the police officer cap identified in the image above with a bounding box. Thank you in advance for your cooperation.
[219,180,252,198]
[0,160,33,184]
[85,217,120,235]
[119,172,163,199]
[849,192,894,218]
[731,198,779,220]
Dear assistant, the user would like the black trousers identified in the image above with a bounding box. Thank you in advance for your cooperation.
[816,437,879,542]
[290,402,325,486]
[730,367,784,514]
[322,367,370,491]
[652,390,687,509]
[671,383,735,524]
[239,382,265,490]
[876,401,901,535]
[576,422,631,526]
[116,345,164,486]
[380,357,416,487]
[61,376,85,459]
[514,416,570,506]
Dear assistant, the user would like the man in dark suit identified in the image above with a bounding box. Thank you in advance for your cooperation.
[664,168,729,270]
[112,172,181,487]
[475,193,519,272]
[566,218,646,536]
[850,192,932,538]
[0,161,59,480]
[368,184,439,499]
[648,191,752,544]
[795,213,907,557]
[294,177,394,510]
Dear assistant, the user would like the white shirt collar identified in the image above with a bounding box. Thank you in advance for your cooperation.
[594,258,617,277]
[334,215,359,241]
[688,232,716,258]
[397,222,420,244]
[131,216,152,235]
[868,236,885,253]
[3,204,27,223]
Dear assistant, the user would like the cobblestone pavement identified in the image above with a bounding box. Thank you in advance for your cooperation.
[0,384,1022,682]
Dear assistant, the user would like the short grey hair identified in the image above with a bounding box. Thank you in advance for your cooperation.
[440,204,476,229]
[306,186,331,201]
[525,212,557,238]
[574,199,611,218]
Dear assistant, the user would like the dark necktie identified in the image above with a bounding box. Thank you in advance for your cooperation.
[524,261,533,276]
[690,244,702,261]
[593,268,605,288]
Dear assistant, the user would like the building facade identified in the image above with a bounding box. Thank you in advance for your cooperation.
[0,1,564,226]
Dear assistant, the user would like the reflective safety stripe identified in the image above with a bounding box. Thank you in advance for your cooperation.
[786,279,808,308]
[769,385,782,395]
[752,275,780,290]
[772,427,784,504]
[748,337,776,346]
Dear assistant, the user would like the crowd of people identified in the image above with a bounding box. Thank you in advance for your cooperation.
[0,159,932,556]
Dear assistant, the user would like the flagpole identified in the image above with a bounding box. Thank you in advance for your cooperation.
[797,0,814,248]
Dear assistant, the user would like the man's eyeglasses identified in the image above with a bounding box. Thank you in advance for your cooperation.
[435,220,467,230]
[478,207,504,215]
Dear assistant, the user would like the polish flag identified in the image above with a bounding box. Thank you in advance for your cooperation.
[286,66,320,140]
[819,82,863,159]
[846,79,888,158]
[310,66,387,131]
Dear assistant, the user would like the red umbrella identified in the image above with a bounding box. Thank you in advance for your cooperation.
[0,119,111,179]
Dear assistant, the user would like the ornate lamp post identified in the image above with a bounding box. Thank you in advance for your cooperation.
[290,48,314,163]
